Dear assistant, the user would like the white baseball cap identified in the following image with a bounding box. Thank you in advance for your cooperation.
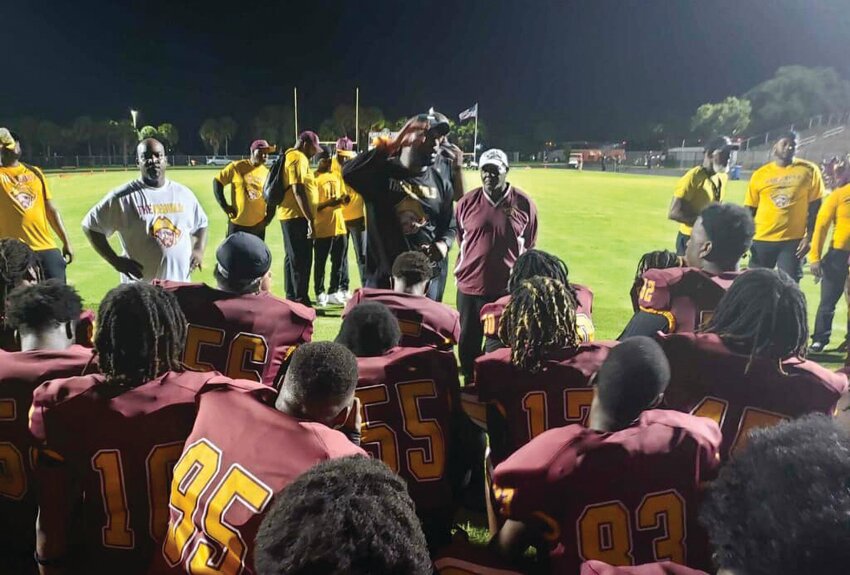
[479,148,509,171]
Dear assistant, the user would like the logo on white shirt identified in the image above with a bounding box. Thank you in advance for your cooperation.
[150,216,182,248]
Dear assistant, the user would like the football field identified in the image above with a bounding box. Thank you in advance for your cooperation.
[46,166,847,367]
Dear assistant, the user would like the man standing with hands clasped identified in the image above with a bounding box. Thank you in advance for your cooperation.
[82,138,209,282]
[454,149,538,380]
[213,139,274,239]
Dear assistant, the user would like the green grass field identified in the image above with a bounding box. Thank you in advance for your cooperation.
[47,166,848,367]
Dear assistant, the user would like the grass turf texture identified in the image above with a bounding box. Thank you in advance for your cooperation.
[47,166,847,368]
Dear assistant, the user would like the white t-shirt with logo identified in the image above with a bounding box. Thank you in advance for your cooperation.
[82,178,209,283]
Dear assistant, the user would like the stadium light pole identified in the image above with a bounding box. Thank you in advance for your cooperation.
[130,109,139,131]
[293,87,298,141]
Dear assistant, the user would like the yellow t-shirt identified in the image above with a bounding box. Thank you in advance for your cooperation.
[746,159,824,241]
[215,159,269,226]
[332,154,364,221]
[0,163,56,251]
[313,172,347,239]
[809,183,850,262]
[672,166,727,235]
[277,149,317,221]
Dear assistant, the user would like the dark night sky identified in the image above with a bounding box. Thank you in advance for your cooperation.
[5,0,850,150]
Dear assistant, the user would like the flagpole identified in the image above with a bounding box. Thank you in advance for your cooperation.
[473,103,479,163]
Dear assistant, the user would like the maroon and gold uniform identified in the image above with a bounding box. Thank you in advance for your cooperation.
[29,370,272,574]
[581,560,708,575]
[627,268,740,335]
[0,346,94,561]
[659,332,847,460]
[355,346,462,541]
[480,284,595,350]
[493,410,721,573]
[157,281,314,387]
[474,343,614,465]
[163,387,364,574]
[343,287,460,349]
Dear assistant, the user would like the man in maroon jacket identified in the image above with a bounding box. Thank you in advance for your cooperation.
[455,149,538,379]
[162,342,365,575]
[158,232,314,388]
[29,282,272,574]
[0,281,96,573]
[491,337,721,573]
[343,251,459,349]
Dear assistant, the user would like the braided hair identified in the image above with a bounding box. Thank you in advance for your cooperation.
[633,249,681,284]
[702,269,808,369]
[0,238,40,323]
[498,276,580,374]
[508,249,570,293]
[94,283,187,387]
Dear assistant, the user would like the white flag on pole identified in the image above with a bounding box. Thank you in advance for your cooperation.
[459,103,478,122]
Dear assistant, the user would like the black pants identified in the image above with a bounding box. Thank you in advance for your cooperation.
[341,218,366,291]
[675,231,690,256]
[427,257,449,302]
[749,239,804,282]
[227,220,266,240]
[313,235,346,297]
[813,248,850,344]
[457,290,501,381]
[36,248,66,283]
[280,218,313,305]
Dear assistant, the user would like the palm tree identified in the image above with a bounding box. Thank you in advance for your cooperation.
[199,118,223,155]
[219,116,238,155]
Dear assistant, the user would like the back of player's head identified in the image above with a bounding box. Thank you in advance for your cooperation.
[701,415,850,575]
[633,250,681,284]
[336,302,401,357]
[499,277,580,373]
[5,280,82,334]
[698,203,754,265]
[594,336,670,428]
[0,238,40,305]
[95,283,187,386]
[391,251,433,293]
[704,268,807,364]
[254,456,431,575]
[508,249,569,293]
[280,342,358,420]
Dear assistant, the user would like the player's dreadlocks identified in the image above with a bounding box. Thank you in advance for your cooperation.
[0,238,40,312]
[507,249,570,293]
[95,283,187,387]
[633,249,682,285]
[702,268,808,368]
[498,276,580,374]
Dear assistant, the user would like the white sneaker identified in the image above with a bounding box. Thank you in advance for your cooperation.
[342,290,354,300]
[317,293,329,307]
[327,292,346,305]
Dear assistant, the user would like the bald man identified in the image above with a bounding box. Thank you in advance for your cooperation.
[83,138,209,282]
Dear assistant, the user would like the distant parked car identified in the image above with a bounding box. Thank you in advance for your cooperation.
[206,156,230,166]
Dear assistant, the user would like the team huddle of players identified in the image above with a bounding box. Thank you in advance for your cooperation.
[1,190,850,575]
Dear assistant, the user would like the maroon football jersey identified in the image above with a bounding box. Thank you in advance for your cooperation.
[475,342,615,465]
[162,387,364,575]
[29,370,273,574]
[343,287,460,349]
[355,347,461,525]
[493,410,721,573]
[581,560,708,575]
[659,332,847,460]
[158,281,315,387]
[480,283,596,342]
[0,346,95,556]
[633,268,740,333]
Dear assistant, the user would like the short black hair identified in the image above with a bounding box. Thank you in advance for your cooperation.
[284,342,358,408]
[699,203,754,264]
[508,249,569,293]
[336,302,401,357]
[779,130,799,143]
[5,280,83,332]
[254,456,431,575]
[595,336,670,426]
[316,145,331,160]
[703,268,807,365]
[95,283,187,387]
[701,415,850,575]
[391,251,433,286]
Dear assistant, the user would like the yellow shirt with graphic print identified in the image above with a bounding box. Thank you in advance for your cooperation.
[0,163,56,250]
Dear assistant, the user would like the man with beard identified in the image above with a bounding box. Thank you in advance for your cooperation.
[667,136,737,256]
[745,131,824,282]
[83,138,209,282]
[342,110,458,301]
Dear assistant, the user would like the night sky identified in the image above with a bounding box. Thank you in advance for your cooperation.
[6,0,850,150]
